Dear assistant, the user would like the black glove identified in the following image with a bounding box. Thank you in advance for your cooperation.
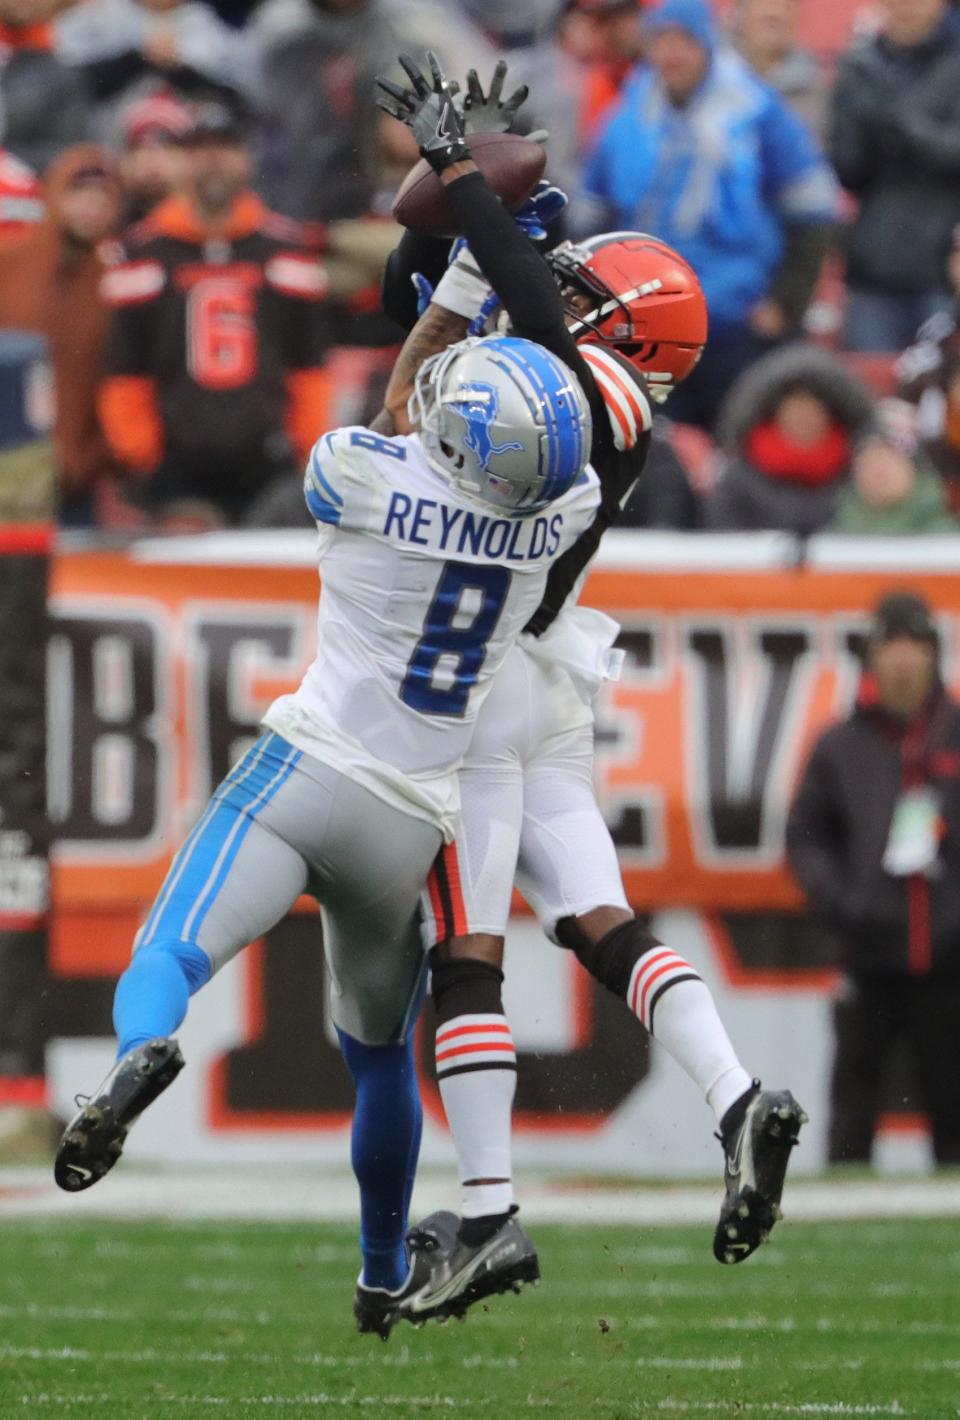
[376,51,471,174]
[459,60,529,134]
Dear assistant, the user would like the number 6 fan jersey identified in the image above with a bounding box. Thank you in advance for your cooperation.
[98,192,329,511]
[263,427,600,839]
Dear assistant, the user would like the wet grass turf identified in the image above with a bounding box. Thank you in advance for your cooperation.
[0,1216,958,1418]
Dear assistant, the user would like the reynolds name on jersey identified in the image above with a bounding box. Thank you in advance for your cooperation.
[383,494,565,563]
[306,427,582,567]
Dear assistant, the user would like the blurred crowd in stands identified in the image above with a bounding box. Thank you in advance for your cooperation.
[2,0,960,534]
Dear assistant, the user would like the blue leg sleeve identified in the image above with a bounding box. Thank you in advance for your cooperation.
[113,940,212,1059]
[337,1029,424,1292]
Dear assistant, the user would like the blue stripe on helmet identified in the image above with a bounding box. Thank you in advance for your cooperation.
[500,340,562,499]
[489,337,585,506]
[539,341,586,503]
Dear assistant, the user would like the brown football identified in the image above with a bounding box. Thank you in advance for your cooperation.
[392,131,546,237]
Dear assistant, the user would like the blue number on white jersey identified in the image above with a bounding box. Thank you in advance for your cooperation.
[401,562,511,716]
[349,430,407,460]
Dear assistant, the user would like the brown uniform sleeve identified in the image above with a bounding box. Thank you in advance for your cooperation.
[97,374,164,474]
[284,367,332,466]
[99,255,166,473]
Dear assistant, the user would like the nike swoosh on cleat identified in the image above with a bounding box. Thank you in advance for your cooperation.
[67,1164,93,1181]
[407,1241,509,1313]
[726,1125,746,1180]
[407,1265,483,1313]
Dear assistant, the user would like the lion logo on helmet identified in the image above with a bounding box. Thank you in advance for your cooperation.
[449,383,524,472]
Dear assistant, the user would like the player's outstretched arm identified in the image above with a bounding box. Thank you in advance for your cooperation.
[376,54,581,377]
[380,303,471,434]
[380,58,533,336]
[376,53,590,435]
[368,310,465,435]
[440,167,577,366]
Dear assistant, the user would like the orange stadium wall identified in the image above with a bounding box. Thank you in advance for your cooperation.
[40,530,960,1174]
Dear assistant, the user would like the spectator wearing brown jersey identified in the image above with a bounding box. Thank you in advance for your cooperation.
[98,103,331,526]
[0,143,123,525]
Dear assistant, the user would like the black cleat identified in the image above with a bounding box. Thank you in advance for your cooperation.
[353,1282,406,1342]
[353,1212,460,1341]
[397,1209,540,1326]
[54,1038,184,1193]
[713,1081,807,1264]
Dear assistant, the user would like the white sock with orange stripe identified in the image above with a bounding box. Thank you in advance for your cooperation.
[431,959,517,1220]
[436,1013,517,1218]
[627,946,752,1126]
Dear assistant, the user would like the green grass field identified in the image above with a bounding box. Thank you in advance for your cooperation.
[0,1216,958,1419]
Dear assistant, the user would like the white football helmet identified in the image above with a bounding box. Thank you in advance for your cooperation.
[410,334,592,513]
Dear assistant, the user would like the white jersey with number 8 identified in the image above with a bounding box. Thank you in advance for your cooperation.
[263,426,600,839]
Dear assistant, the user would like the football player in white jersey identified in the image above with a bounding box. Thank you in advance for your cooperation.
[52,316,599,1310]
[366,53,807,1331]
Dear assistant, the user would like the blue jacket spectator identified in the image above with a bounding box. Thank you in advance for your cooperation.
[580,0,837,430]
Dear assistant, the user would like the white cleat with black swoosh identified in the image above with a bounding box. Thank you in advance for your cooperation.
[54,1038,184,1193]
[713,1080,808,1265]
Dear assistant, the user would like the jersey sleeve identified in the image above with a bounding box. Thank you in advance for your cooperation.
[523,348,654,637]
[304,430,351,527]
[445,173,579,367]
[264,249,331,368]
[99,248,166,472]
[101,251,166,377]
[553,469,603,554]
[578,344,653,454]
[304,425,408,528]
[266,248,333,466]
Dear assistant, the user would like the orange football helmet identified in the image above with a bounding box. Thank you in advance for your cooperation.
[548,231,707,401]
